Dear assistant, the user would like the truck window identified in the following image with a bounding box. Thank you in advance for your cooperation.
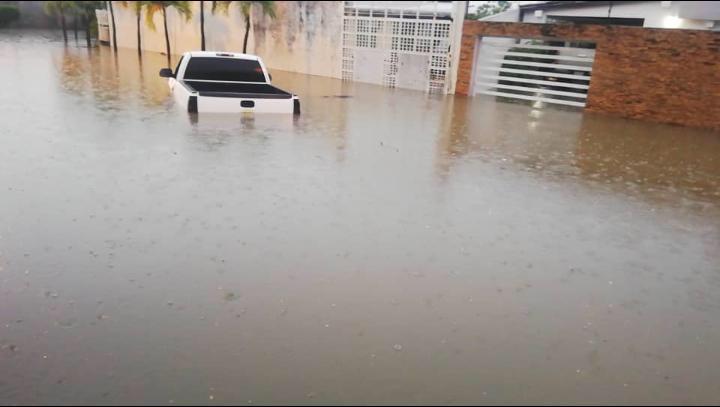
[183,57,266,82]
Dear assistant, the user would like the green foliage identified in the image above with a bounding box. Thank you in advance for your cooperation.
[74,1,104,19]
[0,5,20,27]
[144,1,192,31]
[211,1,276,52]
[119,0,146,14]
[88,14,98,36]
[43,1,75,16]
[466,1,510,20]
[211,1,276,20]
[43,1,103,26]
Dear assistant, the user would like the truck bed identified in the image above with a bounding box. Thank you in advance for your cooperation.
[181,80,292,99]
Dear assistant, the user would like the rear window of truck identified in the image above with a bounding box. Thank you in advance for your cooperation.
[183,57,266,82]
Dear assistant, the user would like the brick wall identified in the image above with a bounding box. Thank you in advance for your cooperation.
[457,21,720,129]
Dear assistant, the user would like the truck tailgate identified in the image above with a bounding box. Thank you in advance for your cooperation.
[175,80,298,114]
[182,81,292,99]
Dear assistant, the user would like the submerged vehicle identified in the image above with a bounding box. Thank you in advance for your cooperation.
[159,51,300,115]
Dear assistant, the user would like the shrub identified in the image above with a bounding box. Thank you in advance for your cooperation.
[0,5,20,28]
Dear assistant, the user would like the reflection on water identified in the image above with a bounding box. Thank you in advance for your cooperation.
[1,30,720,404]
[574,116,720,206]
[55,44,173,110]
[437,97,720,209]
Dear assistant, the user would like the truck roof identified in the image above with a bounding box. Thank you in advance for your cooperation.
[184,51,260,61]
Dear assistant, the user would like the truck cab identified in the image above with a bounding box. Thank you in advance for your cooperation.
[159,52,300,115]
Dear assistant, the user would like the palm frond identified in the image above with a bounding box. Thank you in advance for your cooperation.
[119,1,145,13]
[43,1,75,15]
[144,2,163,31]
[171,1,193,21]
[210,1,276,19]
[258,1,276,19]
[211,1,231,15]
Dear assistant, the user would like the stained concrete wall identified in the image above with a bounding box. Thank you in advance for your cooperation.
[457,21,720,129]
[107,1,343,78]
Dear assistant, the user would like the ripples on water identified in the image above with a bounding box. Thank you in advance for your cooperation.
[0,30,719,404]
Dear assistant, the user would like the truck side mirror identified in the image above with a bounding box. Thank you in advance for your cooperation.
[268,73,273,81]
[159,68,175,78]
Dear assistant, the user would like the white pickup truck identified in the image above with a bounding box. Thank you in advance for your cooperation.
[159,51,300,115]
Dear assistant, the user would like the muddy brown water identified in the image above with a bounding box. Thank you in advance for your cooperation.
[1,30,719,405]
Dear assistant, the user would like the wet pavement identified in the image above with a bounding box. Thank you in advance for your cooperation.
[1,30,719,405]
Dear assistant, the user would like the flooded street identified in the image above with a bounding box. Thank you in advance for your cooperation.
[1,30,719,404]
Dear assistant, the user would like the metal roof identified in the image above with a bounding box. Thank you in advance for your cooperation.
[519,1,647,11]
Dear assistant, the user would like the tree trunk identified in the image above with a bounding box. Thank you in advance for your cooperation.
[73,15,78,41]
[163,7,171,66]
[108,1,117,52]
[61,12,67,42]
[200,1,205,51]
[85,15,91,48]
[136,9,141,56]
[242,15,250,54]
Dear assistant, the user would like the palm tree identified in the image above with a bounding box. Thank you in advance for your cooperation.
[75,1,104,47]
[43,1,75,43]
[107,1,118,51]
[200,0,205,51]
[72,6,79,42]
[120,1,144,55]
[145,1,192,66]
[212,1,275,54]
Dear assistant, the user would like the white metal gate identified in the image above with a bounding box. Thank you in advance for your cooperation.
[472,37,596,108]
[342,1,457,94]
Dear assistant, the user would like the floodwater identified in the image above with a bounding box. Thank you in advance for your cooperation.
[1,30,719,405]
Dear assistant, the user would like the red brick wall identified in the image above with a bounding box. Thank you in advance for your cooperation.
[456,21,720,129]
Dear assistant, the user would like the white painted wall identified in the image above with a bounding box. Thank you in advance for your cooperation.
[107,1,343,78]
[520,1,718,30]
[677,1,720,20]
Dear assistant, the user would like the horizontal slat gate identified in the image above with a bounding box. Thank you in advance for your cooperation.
[472,37,596,108]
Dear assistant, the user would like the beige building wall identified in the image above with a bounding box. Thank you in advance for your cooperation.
[108,1,343,78]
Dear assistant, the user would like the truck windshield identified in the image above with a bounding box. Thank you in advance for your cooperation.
[183,57,266,82]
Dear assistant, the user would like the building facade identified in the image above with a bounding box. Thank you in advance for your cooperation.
[103,1,467,94]
[487,1,720,30]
